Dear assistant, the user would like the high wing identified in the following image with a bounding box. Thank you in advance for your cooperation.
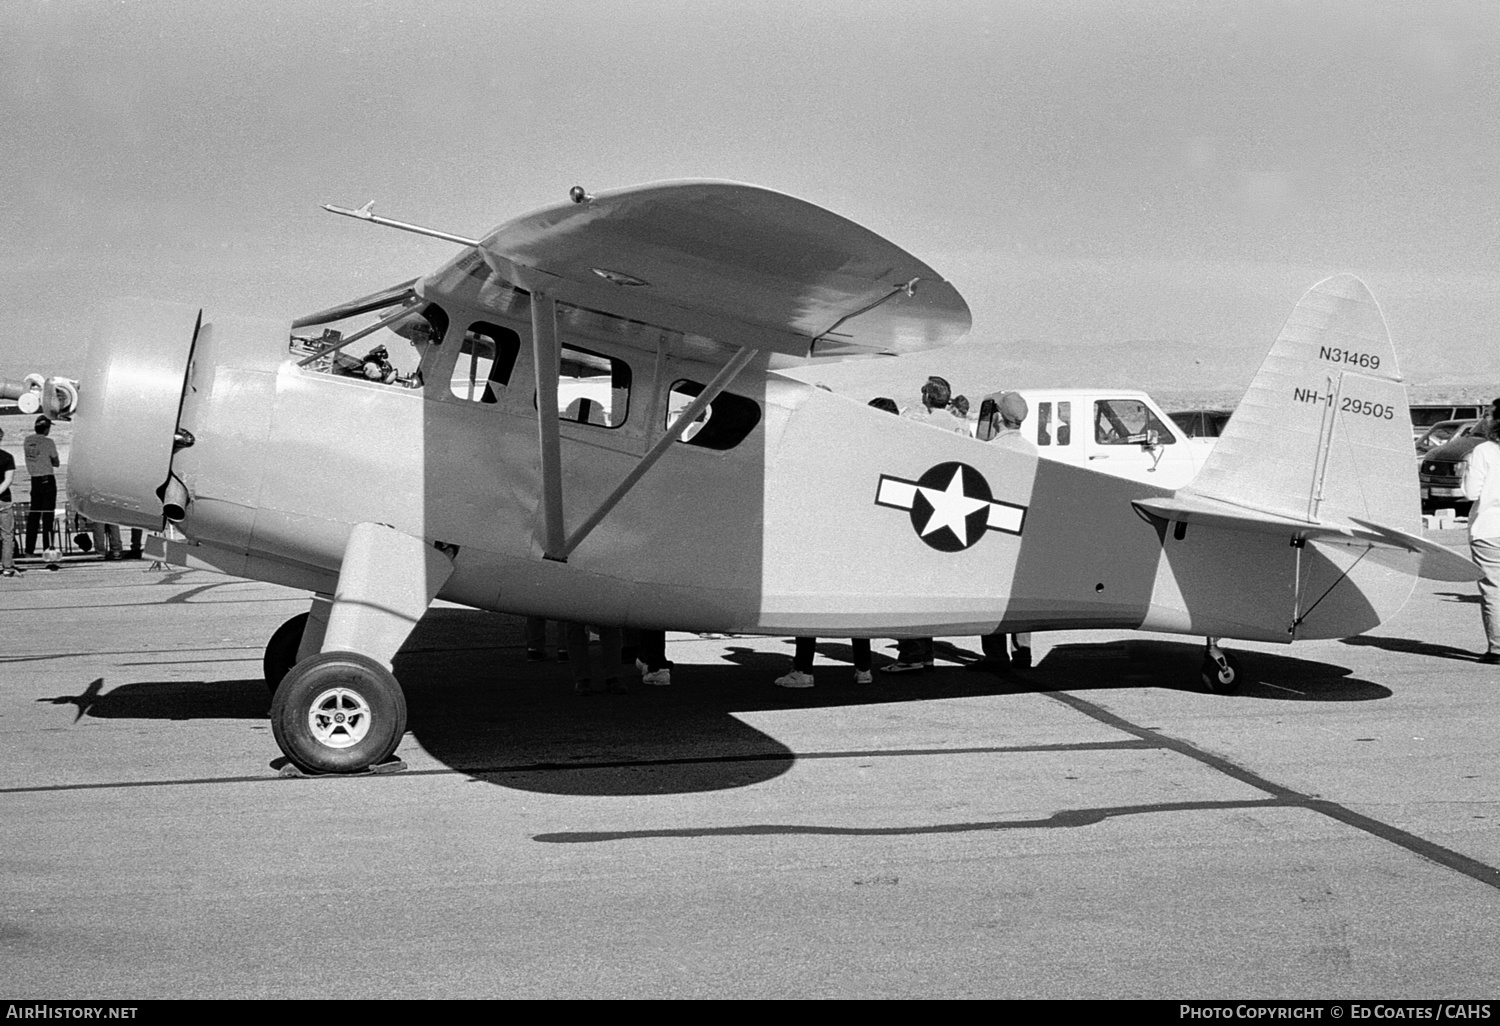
[421,180,972,360]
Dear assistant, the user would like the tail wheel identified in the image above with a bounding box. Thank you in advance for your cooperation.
[1200,651,1243,695]
[271,651,407,774]
[263,612,309,693]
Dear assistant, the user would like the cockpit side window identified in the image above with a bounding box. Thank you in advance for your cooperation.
[451,322,521,404]
[546,344,631,428]
[666,380,761,449]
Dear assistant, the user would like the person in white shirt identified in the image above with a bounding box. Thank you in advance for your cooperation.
[1460,407,1500,663]
[901,376,970,436]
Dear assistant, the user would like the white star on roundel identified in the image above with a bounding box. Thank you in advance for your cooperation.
[916,466,991,547]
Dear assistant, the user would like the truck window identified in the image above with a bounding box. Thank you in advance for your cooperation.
[1095,399,1174,445]
[1056,401,1071,446]
[1037,402,1052,446]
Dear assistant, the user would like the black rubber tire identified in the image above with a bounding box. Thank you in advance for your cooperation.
[270,651,408,774]
[1200,651,1243,695]
[263,612,309,693]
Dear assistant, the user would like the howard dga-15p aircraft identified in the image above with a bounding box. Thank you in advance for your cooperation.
[68,181,1478,775]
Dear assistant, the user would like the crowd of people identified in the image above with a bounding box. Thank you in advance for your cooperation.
[0,415,144,578]
[775,375,1033,689]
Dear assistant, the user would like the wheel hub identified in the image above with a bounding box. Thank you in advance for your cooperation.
[307,687,373,749]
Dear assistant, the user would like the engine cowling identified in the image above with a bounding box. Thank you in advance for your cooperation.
[70,299,201,529]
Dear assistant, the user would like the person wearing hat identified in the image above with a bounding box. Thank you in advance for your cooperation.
[972,392,1036,669]
[23,415,60,566]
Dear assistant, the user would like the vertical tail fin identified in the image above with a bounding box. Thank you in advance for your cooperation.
[1182,274,1418,533]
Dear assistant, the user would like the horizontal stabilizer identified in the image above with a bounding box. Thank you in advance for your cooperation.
[1134,495,1481,583]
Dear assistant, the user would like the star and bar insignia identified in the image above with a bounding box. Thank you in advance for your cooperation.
[875,461,1026,552]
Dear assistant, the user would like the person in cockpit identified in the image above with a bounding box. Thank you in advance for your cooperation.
[360,345,398,384]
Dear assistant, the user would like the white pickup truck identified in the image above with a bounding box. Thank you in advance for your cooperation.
[978,388,1217,489]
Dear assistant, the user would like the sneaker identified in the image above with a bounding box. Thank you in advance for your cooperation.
[641,668,672,686]
[635,658,648,674]
[1011,646,1032,669]
[46,563,60,572]
[854,669,873,685]
[0,568,19,577]
[774,669,815,688]
[880,660,926,674]
[605,677,629,695]
[574,678,600,695]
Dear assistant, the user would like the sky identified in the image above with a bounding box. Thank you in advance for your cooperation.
[2,0,1498,401]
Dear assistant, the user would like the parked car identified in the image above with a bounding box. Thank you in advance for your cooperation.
[1168,408,1233,439]
[1415,418,1477,455]
[1419,427,1489,514]
[1411,403,1485,439]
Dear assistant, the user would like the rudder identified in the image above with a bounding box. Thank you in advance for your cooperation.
[1183,274,1418,533]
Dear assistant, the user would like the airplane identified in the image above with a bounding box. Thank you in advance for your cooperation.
[64,180,1481,776]
[1,373,78,418]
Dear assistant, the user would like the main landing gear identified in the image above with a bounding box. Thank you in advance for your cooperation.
[261,522,455,775]
[270,651,408,774]
[1200,637,1242,695]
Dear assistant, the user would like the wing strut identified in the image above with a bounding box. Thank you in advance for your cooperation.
[532,292,568,559]
[553,346,758,560]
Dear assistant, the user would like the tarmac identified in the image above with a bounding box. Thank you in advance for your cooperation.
[2,533,1499,999]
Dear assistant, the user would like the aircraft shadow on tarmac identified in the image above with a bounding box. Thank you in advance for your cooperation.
[41,609,1390,797]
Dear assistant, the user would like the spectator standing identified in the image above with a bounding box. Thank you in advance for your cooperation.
[564,622,628,695]
[0,428,19,578]
[636,629,673,686]
[973,392,1037,670]
[775,637,872,688]
[901,376,969,436]
[23,416,60,566]
[1461,406,1500,663]
[525,617,569,662]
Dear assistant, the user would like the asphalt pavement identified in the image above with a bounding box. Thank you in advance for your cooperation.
[2,539,1498,999]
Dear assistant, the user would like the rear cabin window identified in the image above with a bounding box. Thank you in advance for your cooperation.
[1094,399,1175,445]
[666,380,762,450]
[450,322,521,404]
[551,344,631,427]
